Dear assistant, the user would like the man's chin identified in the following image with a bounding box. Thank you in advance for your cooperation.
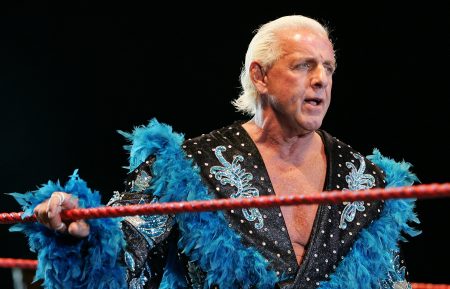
[298,118,323,132]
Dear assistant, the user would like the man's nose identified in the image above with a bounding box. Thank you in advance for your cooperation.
[310,65,329,89]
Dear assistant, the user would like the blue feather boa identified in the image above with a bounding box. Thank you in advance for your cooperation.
[10,117,420,289]
[9,170,127,289]
[119,118,278,289]
[318,149,420,289]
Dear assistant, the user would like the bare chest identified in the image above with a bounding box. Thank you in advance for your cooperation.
[266,161,326,264]
[269,170,324,242]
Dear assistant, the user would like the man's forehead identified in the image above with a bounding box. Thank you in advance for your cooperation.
[279,28,332,47]
[278,29,335,61]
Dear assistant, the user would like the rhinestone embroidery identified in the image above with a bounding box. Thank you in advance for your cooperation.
[131,170,152,192]
[210,145,264,229]
[339,153,376,229]
[125,197,174,248]
[378,252,411,289]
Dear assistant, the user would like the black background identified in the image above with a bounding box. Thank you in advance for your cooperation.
[1,1,449,288]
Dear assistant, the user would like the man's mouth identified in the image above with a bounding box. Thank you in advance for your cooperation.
[305,98,323,106]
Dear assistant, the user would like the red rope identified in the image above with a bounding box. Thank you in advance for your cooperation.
[1,183,449,225]
[412,283,450,289]
[0,258,448,289]
[1,183,450,287]
[0,258,37,269]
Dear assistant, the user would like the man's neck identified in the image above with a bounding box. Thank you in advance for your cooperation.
[242,117,320,163]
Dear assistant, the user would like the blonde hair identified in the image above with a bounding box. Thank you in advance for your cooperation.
[232,15,331,115]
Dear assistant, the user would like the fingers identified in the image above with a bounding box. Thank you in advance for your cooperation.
[33,192,89,237]
[68,220,90,238]
[53,222,67,233]
[45,192,71,233]
[47,192,76,218]
[45,192,65,231]
[33,202,51,227]
[61,193,79,210]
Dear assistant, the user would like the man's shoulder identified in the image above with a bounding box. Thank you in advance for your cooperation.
[183,120,245,147]
[319,129,369,159]
[319,129,387,186]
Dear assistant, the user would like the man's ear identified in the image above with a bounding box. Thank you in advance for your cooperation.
[249,61,268,94]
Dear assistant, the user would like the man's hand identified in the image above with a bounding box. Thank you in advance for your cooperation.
[33,192,90,238]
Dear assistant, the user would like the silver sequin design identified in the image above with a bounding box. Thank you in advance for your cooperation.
[125,250,136,272]
[378,252,411,289]
[129,264,151,289]
[106,191,123,206]
[131,170,152,192]
[339,153,376,229]
[210,146,264,229]
[125,197,175,248]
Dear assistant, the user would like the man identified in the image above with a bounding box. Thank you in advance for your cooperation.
[13,15,419,288]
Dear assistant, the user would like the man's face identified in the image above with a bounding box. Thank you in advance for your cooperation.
[262,28,336,133]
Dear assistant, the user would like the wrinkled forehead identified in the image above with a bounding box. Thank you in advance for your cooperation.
[277,28,335,60]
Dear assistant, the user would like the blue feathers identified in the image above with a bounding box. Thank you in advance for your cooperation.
[318,149,420,289]
[9,170,127,289]
[122,118,278,289]
[117,119,185,173]
[10,118,420,289]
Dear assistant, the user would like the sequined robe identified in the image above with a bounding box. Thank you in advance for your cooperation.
[108,121,411,289]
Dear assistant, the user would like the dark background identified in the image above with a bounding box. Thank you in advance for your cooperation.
[1,1,449,288]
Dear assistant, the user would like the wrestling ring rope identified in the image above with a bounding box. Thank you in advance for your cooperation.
[1,182,449,288]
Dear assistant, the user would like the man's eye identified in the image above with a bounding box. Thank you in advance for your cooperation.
[325,65,335,74]
[295,63,311,70]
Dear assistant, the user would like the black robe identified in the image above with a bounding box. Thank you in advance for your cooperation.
[110,121,399,289]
